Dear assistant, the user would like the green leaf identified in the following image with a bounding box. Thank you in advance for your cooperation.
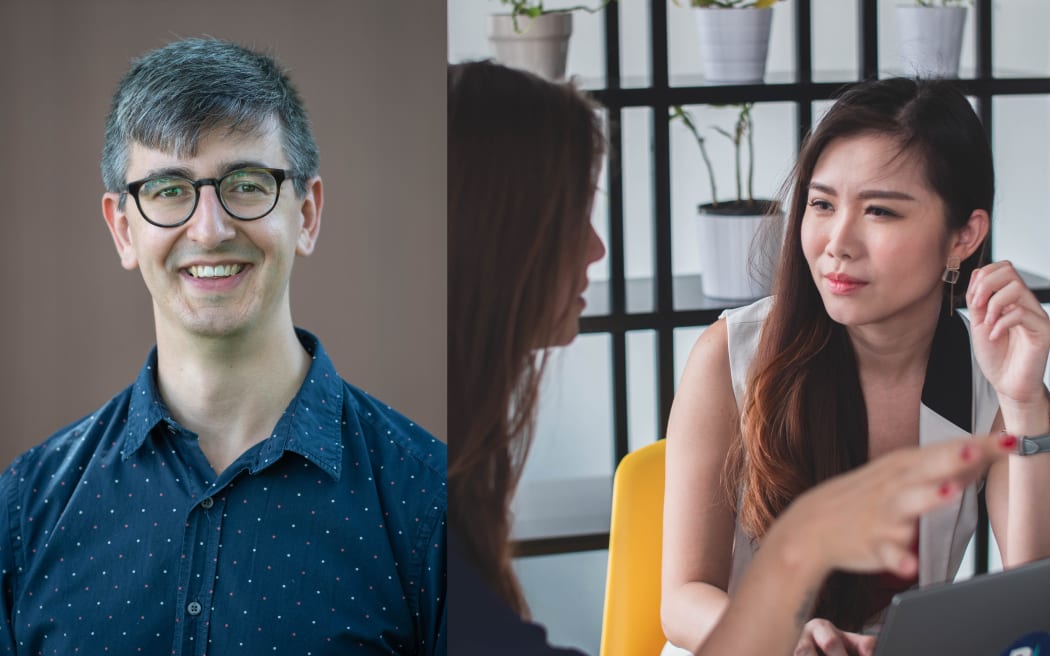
[497,0,616,16]
[689,0,782,7]
[712,125,736,143]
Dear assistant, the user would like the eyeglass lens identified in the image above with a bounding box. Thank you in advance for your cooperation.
[137,169,280,225]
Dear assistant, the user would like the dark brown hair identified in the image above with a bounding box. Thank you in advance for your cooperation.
[448,61,604,616]
[727,78,994,629]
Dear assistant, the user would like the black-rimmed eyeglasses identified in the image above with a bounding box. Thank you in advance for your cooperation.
[123,167,298,228]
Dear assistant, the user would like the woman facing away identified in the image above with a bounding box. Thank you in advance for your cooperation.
[448,61,1019,655]
[662,77,1050,656]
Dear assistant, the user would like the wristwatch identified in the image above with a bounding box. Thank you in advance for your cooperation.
[1019,432,1050,456]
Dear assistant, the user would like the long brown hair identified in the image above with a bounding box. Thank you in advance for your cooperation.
[448,61,604,616]
[726,78,994,629]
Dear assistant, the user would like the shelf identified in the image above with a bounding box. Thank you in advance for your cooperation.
[577,73,840,95]
[667,70,809,89]
[580,68,1050,95]
[581,273,751,317]
[1020,269,1050,301]
[579,270,1050,334]
[583,77,1050,110]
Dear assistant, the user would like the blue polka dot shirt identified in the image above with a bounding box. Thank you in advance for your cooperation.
[0,329,447,655]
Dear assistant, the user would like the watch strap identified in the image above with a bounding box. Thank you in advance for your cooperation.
[1019,432,1050,456]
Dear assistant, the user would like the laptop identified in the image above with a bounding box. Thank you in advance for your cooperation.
[874,556,1050,655]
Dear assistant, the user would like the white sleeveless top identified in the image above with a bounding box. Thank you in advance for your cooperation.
[662,297,999,656]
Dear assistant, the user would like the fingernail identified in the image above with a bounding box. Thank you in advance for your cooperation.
[961,445,974,461]
[1000,434,1018,449]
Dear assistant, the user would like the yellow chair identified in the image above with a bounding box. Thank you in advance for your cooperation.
[600,439,667,656]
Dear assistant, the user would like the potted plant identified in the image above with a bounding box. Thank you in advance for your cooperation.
[487,0,613,81]
[896,0,970,78]
[671,103,781,300]
[678,0,782,84]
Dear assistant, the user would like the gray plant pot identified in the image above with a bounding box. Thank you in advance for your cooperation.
[488,12,573,81]
[697,200,782,301]
[692,7,774,84]
[896,5,967,79]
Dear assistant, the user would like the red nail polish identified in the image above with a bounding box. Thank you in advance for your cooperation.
[1000,434,1018,449]
[938,482,954,497]
[961,445,974,461]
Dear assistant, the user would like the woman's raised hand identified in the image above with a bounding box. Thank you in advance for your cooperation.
[966,261,1050,413]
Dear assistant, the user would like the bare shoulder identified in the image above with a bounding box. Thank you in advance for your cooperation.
[683,318,731,382]
[667,317,737,450]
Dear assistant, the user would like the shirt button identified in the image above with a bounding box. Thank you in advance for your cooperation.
[187,601,202,616]
[200,497,214,509]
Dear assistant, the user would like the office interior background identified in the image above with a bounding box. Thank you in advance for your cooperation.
[0,0,447,468]
[451,0,1050,652]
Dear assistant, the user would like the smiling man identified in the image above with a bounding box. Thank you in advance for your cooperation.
[0,38,446,655]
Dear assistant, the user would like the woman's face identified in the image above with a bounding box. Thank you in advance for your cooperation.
[801,133,958,329]
[550,221,605,347]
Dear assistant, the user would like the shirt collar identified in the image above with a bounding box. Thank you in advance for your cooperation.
[122,328,345,480]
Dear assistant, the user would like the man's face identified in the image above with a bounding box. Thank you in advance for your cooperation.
[102,121,322,341]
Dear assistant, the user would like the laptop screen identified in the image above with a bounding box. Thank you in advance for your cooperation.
[874,557,1050,656]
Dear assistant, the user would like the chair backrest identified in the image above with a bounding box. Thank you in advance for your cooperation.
[599,439,667,656]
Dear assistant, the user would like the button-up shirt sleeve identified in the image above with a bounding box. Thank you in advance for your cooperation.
[421,512,446,656]
[0,451,26,655]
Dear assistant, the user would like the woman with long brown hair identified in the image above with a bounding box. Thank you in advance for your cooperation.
[662,78,1050,655]
[447,56,608,625]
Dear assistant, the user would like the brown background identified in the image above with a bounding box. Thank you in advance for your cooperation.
[0,0,447,466]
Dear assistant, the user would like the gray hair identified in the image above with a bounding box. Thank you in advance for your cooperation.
[101,38,319,197]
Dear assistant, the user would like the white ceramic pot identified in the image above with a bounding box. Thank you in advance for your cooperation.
[895,5,967,79]
[692,7,774,84]
[697,203,781,301]
[488,12,572,81]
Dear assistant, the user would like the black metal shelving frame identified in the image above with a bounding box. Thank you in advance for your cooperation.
[516,0,1050,561]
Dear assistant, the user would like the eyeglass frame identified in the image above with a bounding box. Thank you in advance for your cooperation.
[122,167,300,228]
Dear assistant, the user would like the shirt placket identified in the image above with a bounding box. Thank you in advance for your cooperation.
[173,489,227,656]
